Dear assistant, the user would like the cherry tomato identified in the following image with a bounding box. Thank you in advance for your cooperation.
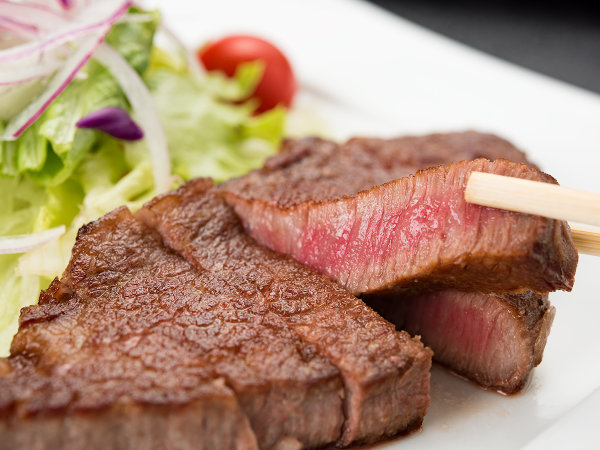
[198,35,297,113]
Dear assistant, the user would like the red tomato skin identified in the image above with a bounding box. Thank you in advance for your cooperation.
[198,35,297,113]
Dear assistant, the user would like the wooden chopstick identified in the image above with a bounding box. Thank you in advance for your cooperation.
[465,172,600,256]
[465,172,600,226]
[570,224,600,256]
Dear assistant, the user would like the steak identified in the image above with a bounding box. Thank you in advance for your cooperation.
[219,131,569,392]
[0,179,432,449]
[0,208,259,450]
[5,206,338,450]
[0,364,257,450]
[137,178,432,446]
[220,150,577,296]
[365,291,555,393]
[348,134,558,393]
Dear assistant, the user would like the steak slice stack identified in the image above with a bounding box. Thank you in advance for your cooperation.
[219,131,574,393]
[0,179,432,449]
[137,179,432,445]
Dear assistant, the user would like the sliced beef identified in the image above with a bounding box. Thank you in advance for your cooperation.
[221,156,577,296]
[137,179,432,446]
[365,291,555,393]
[220,131,570,393]
[7,205,343,449]
[0,364,256,450]
[348,133,557,393]
[345,133,558,393]
[1,179,432,449]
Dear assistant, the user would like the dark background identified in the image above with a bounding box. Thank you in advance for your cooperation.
[366,0,600,94]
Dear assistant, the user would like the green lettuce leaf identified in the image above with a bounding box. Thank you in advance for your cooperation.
[146,66,284,182]
[0,256,44,357]
[105,8,160,74]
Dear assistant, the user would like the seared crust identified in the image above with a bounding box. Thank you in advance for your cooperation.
[227,131,533,208]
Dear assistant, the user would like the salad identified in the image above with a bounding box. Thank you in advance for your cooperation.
[0,0,289,355]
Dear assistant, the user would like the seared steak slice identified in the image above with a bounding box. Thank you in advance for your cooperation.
[221,156,577,296]
[6,205,343,449]
[220,132,570,393]
[365,291,555,393]
[0,363,257,450]
[137,179,432,446]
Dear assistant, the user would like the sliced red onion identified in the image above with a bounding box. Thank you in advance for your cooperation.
[2,30,107,139]
[0,1,69,34]
[1,0,130,139]
[94,43,171,193]
[76,106,143,141]
[0,0,131,64]
[57,0,76,10]
[0,15,40,37]
[0,54,63,85]
[0,225,65,254]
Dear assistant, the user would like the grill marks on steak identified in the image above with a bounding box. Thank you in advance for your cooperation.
[221,156,577,296]
[137,178,432,446]
[1,180,432,449]
[365,291,555,393]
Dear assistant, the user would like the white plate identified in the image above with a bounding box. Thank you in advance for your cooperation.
[151,1,600,448]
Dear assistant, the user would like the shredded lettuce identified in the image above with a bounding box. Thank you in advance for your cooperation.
[0,8,285,356]
[146,66,284,182]
[0,256,44,355]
